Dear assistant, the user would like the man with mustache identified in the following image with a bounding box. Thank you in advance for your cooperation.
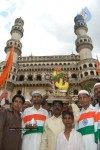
[76,90,97,150]
[22,90,48,150]
[94,83,100,110]
[40,100,64,150]
[93,83,100,150]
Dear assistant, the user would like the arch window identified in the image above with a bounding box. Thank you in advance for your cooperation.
[71,74,77,79]
[30,64,33,66]
[83,64,87,68]
[34,64,37,66]
[80,66,82,70]
[90,71,94,75]
[28,75,33,81]
[36,75,42,81]
[80,74,83,78]
[95,64,97,68]
[10,42,12,45]
[84,39,87,42]
[89,63,93,67]
[84,72,88,76]
[19,75,24,81]
[12,75,15,80]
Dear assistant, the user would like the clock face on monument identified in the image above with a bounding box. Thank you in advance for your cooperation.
[45,75,51,80]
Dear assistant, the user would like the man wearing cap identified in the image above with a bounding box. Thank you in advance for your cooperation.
[76,90,97,150]
[40,100,64,150]
[93,83,100,150]
[22,90,48,150]
[22,98,31,111]
[0,94,25,150]
[94,83,100,110]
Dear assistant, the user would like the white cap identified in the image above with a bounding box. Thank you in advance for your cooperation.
[93,83,100,89]
[32,90,42,96]
[25,99,31,103]
[78,90,89,96]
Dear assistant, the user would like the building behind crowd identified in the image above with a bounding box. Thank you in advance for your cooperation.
[0,16,100,102]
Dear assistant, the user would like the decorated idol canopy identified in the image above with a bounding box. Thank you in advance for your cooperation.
[46,67,69,103]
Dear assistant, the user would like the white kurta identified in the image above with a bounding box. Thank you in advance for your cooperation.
[21,106,48,150]
[94,110,100,150]
[75,104,97,150]
[95,103,100,111]
[56,129,85,150]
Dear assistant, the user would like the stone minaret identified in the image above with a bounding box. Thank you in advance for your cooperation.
[5,17,24,63]
[74,15,93,60]
[0,18,24,96]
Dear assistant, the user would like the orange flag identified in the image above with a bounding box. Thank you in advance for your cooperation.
[0,45,14,88]
[96,55,100,76]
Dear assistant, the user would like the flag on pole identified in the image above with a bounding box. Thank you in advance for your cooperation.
[0,45,14,88]
[76,7,92,23]
[96,55,100,76]
[81,7,92,22]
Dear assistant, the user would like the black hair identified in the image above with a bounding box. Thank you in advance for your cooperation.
[62,111,74,120]
[52,100,63,107]
[12,94,25,104]
[41,100,48,106]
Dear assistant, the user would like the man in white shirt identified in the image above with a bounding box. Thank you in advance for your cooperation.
[22,91,48,150]
[76,90,97,150]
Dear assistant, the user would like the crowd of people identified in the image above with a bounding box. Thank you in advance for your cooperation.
[0,82,100,150]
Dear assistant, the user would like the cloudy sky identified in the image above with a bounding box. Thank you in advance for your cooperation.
[0,0,100,62]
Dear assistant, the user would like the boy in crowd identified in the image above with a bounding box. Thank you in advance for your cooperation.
[56,111,85,150]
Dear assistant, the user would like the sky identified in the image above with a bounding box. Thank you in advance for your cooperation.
[0,0,100,62]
